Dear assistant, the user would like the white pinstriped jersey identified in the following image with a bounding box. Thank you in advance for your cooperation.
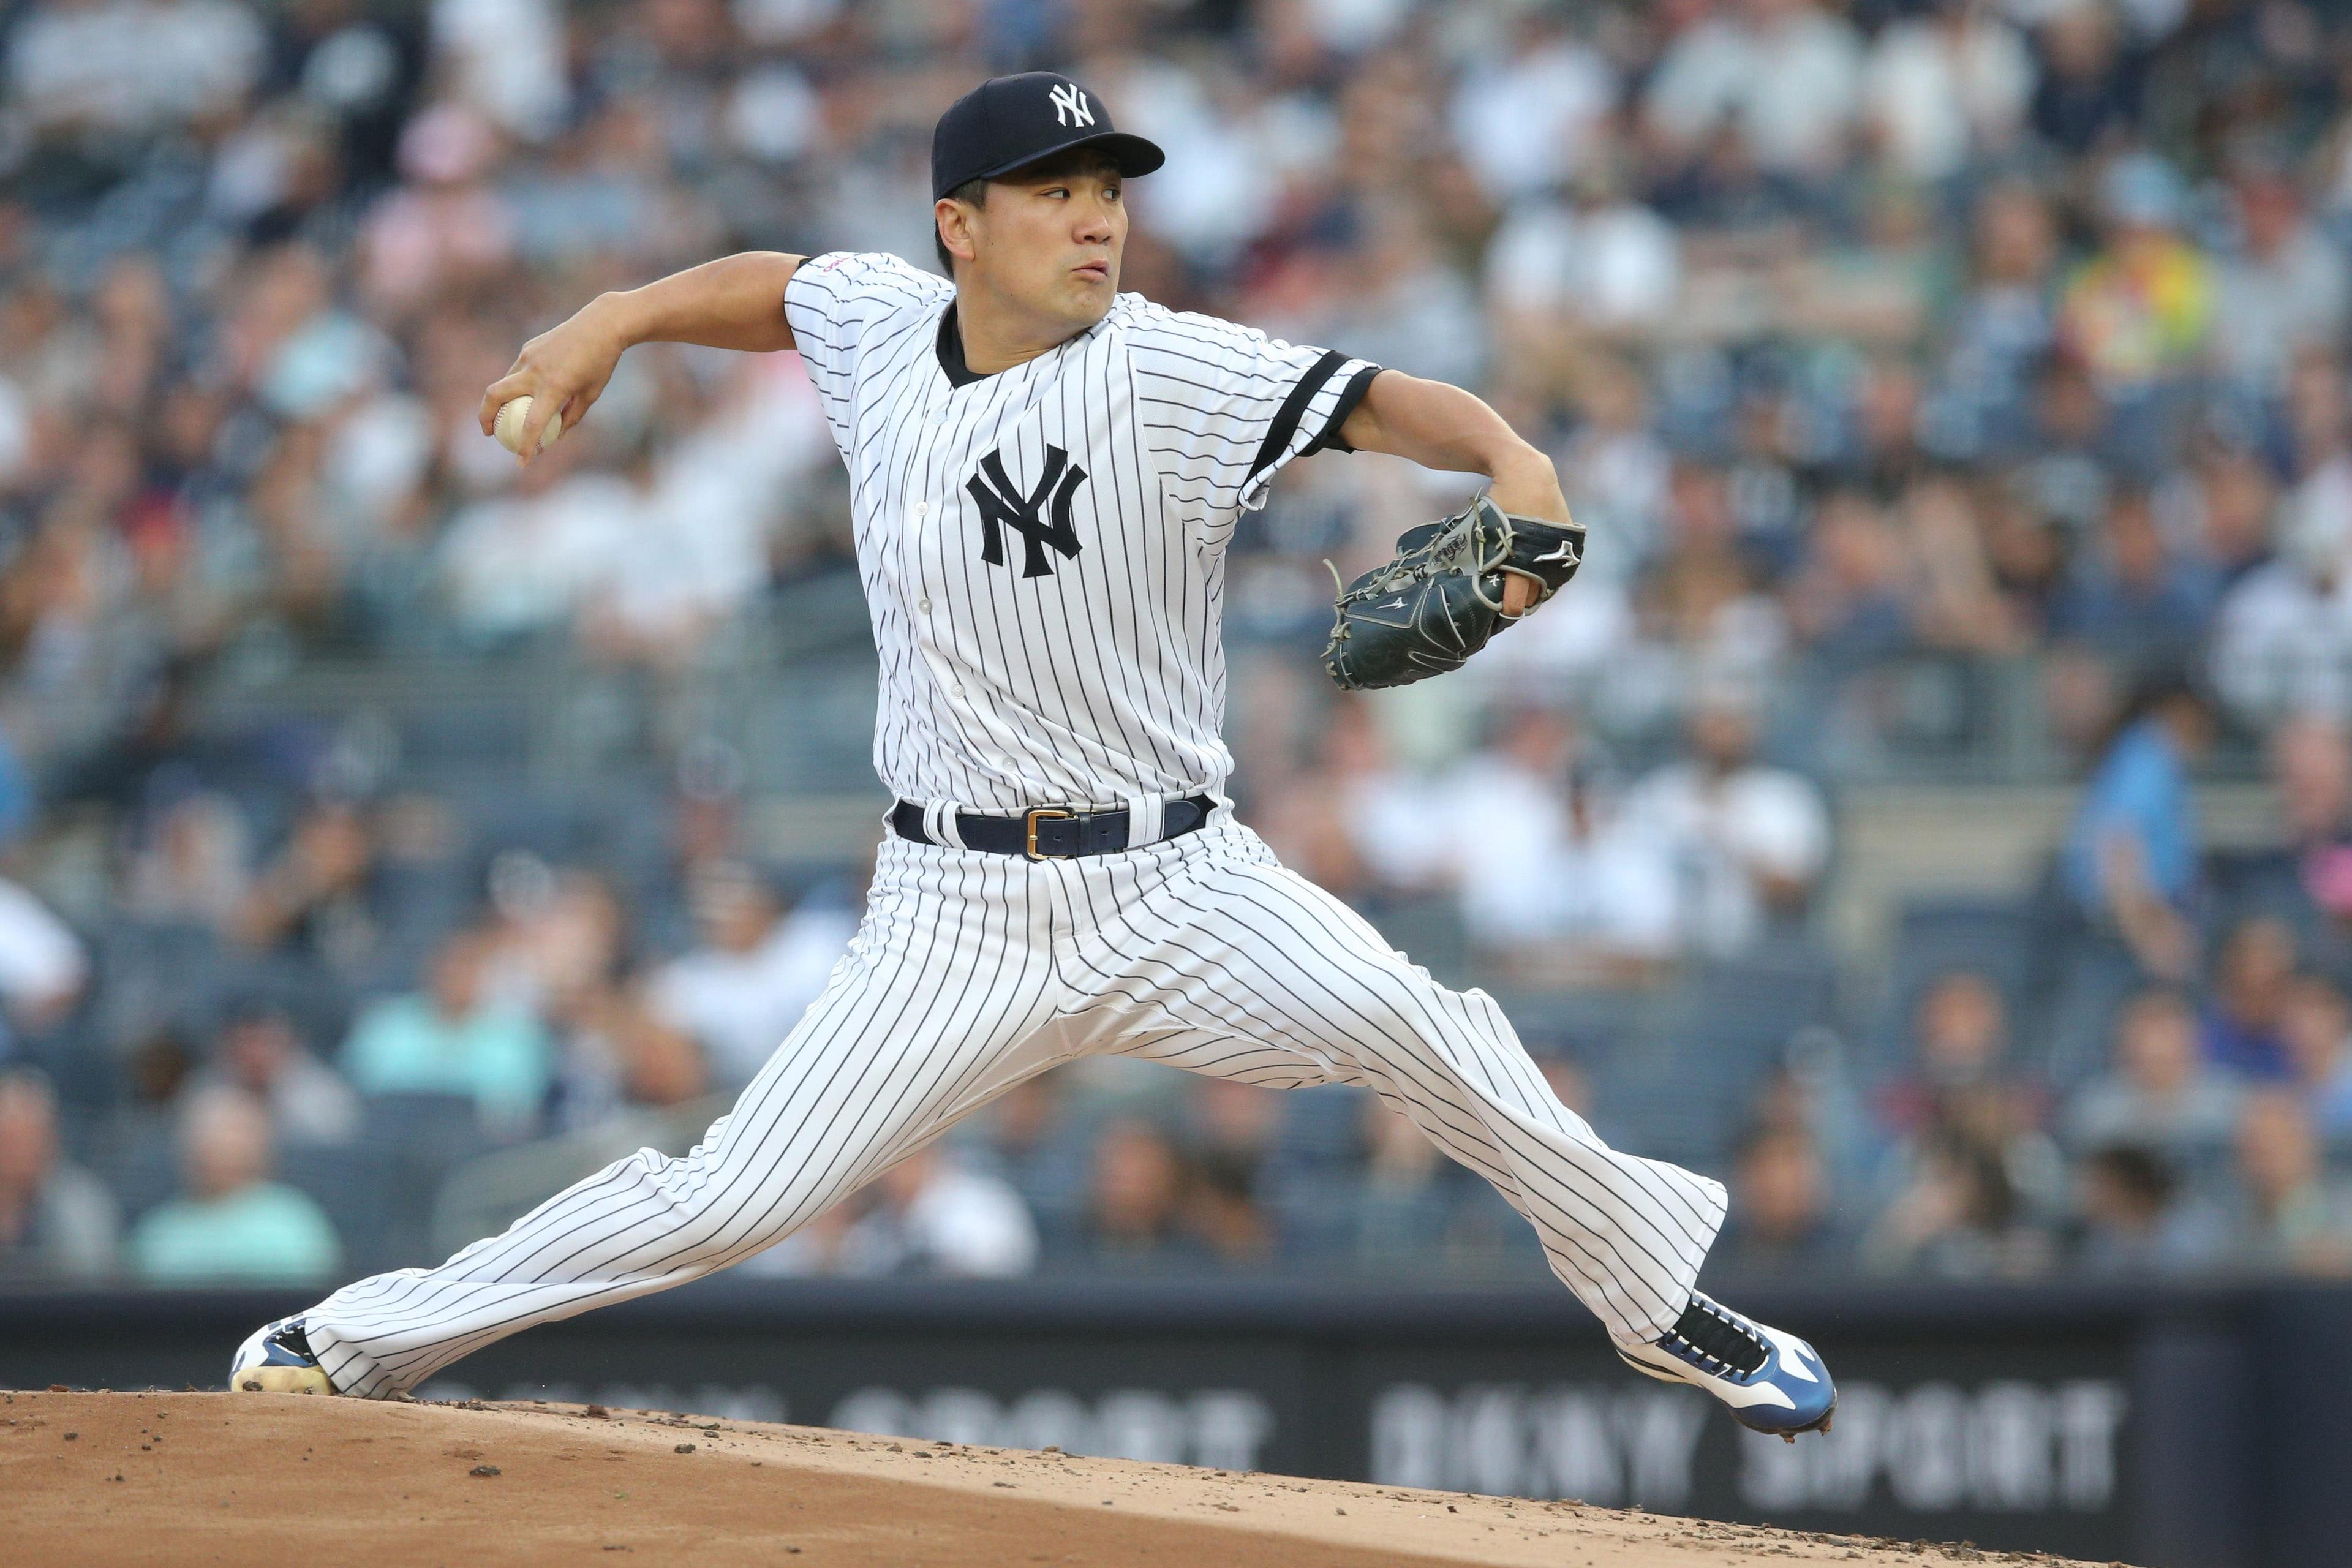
[782,251,1382,815]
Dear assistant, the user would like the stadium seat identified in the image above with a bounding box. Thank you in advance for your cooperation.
[86,1107,181,1226]
[1267,1084,1367,1172]
[277,1142,401,1272]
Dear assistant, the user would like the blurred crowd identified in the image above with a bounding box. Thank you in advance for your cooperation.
[5,0,2352,1291]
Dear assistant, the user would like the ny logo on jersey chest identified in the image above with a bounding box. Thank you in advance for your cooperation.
[967,444,1088,578]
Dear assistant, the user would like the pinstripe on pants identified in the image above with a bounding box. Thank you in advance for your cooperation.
[301,819,1725,1398]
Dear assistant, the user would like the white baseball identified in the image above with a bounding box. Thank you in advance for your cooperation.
[493,396,565,456]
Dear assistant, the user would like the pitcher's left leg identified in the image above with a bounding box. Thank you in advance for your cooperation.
[1071,824,1833,1436]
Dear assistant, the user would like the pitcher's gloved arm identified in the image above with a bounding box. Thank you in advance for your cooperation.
[1335,370,1572,613]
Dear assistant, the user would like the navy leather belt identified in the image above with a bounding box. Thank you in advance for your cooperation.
[891,794,1216,860]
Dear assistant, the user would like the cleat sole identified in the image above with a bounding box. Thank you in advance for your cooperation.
[235,1365,333,1396]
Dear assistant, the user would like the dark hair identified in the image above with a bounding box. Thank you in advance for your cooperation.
[2085,1144,2174,1208]
[932,146,1124,276]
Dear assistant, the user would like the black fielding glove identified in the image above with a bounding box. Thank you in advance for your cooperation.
[1321,496,1587,691]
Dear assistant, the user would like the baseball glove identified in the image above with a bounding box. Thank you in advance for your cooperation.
[1320,496,1588,690]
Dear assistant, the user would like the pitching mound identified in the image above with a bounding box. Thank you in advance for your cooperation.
[5,1390,2114,1567]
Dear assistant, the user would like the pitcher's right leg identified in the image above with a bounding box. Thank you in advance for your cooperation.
[236,837,1067,1399]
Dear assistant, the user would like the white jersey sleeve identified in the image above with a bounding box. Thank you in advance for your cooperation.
[784,251,952,432]
[1122,301,1382,512]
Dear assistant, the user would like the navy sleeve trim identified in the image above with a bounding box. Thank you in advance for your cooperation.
[1305,363,1384,456]
[1244,348,1348,491]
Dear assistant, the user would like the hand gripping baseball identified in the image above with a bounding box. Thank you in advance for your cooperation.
[1321,496,1587,690]
[478,298,630,461]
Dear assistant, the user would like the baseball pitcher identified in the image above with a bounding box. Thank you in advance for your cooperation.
[233,73,1836,1443]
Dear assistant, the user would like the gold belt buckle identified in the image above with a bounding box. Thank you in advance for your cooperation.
[1024,807,1075,861]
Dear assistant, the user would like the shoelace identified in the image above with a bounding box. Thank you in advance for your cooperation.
[1662,1297,1770,1377]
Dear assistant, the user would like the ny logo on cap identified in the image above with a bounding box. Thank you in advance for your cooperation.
[967,444,1088,578]
[1049,83,1095,128]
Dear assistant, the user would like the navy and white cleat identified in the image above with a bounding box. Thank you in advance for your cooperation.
[1616,1292,1835,1441]
[229,1317,336,1396]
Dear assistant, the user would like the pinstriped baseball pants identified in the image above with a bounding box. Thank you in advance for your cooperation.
[300,820,1726,1398]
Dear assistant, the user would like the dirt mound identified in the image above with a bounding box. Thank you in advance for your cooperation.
[4,1390,2114,1567]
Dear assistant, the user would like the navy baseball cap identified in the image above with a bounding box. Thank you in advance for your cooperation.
[932,72,1164,201]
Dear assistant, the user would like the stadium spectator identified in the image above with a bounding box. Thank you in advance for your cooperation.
[0,873,86,1037]
[482,861,627,1016]
[646,862,854,1090]
[1634,470,1793,711]
[1861,0,2034,182]
[1182,1079,1281,1196]
[2209,448,2352,726]
[1870,970,2062,1275]
[2201,917,2301,1080]
[2027,0,2138,156]
[1713,1125,1847,1278]
[1252,697,1444,908]
[1622,695,1832,958]
[1187,1146,1277,1268]
[189,998,359,1147]
[1784,487,1915,663]
[2181,1089,2352,1277]
[1861,1126,2059,1279]
[127,1085,339,1285]
[1904,476,2023,657]
[231,797,388,978]
[7,0,265,142]
[435,425,633,645]
[358,103,519,318]
[1645,0,1865,179]
[1937,181,2060,462]
[121,790,250,930]
[543,977,710,1136]
[2278,973,2352,1137]
[1482,159,1683,349]
[0,1068,119,1282]
[2065,987,2241,1156]
[2190,446,2278,592]
[1069,1117,1210,1273]
[2271,718,2352,943]
[1433,707,1678,980]
[341,928,552,1135]
[2211,160,2350,395]
[2058,153,2211,412]
[2059,676,2213,978]
[2051,488,2217,676]
[831,1146,1039,1280]
[2071,1144,2196,1276]
[1447,8,1615,205]
[1880,970,2011,1129]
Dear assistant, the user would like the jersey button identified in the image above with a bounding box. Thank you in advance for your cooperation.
[914,502,929,518]
[918,597,933,614]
